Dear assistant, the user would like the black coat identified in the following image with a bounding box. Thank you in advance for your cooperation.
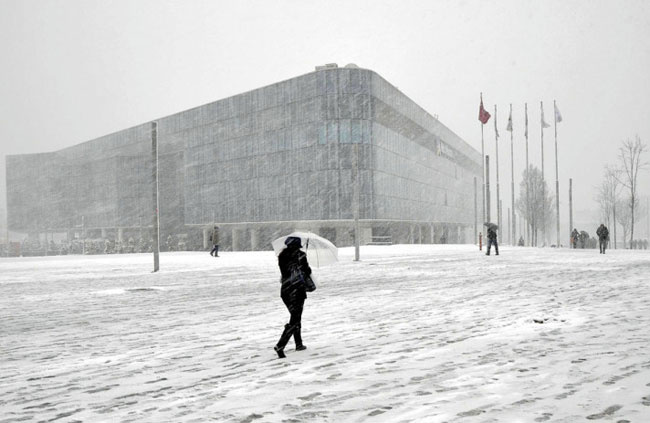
[596,225,609,240]
[278,246,312,300]
[487,228,498,241]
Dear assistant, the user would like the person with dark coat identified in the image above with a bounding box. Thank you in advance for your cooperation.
[209,226,219,257]
[596,224,609,254]
[571,228,579,249]
[486,227,499,256]
[274,236,312,358]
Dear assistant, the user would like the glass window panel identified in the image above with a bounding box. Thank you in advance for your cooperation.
[327,121,338,143]
[351,120,361,144]
[327,95,338,119]
[318,124,327,145]
[339,95,351,118]
[340,69,351,93]
[340,120,350,143]
[325,70,337,94]
[362,120,370,144]
[349,70,360,93]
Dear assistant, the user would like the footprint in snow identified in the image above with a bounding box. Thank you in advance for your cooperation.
[298,392,321,401]
[585,405,622,420]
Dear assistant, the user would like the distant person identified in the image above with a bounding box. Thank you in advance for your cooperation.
[209,226,219,257]
[571,228,579,249]
[596,224,609,254]
[486,227,499,256]
[518,236,524,246]
[274,236,311,358]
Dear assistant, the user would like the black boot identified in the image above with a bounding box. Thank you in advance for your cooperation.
[293,325,306,351]
[274,345,286,358]
[274,323,295,358]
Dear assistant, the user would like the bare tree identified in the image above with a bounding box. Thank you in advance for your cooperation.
[615,196,639,249]
[614,136,648,246]
[517,165,554,246]
[595,167,621,247]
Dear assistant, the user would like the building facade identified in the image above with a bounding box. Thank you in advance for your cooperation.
[7,65,482,251]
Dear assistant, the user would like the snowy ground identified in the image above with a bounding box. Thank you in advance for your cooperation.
[1,245,650,423]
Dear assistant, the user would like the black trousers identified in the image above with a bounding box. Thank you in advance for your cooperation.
[487,239,499,255]
[599,239,607,254]
[210,244,219,256]
[281,291,305,327]
[276,288,305,349]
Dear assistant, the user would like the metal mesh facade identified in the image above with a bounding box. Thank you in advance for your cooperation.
[7,67,482,247]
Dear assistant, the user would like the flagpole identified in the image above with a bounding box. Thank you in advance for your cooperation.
[510,103,515,246]
[554,100,560,247]
[482,123,485,226]
[540,101,546,246]
[494,104,501,234]
[525,103,530,246]
[481,93,486,232]
[569,178,573,246]
[486,155,491,224]
[507,207,512,245]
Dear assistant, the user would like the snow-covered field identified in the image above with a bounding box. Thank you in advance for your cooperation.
[1,245,649,422]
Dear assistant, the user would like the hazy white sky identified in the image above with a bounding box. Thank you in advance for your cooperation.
[1,0,649,233]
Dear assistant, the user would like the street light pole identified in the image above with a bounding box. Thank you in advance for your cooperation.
[354,143,360,261]
[151,121,160,272]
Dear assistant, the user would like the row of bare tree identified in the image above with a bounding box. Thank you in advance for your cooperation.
[595,136,648,248]
[514,136,647,248]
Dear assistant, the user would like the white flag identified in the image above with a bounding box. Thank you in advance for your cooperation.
[541,106,550,129]
[524,105,528,138]
[554,103,563,123]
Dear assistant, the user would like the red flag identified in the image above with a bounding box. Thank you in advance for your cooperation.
[479,98,491,124]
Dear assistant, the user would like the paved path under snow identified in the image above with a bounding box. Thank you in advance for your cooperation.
[1,245,649,422]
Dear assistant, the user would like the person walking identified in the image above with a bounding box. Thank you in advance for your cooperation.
[571,228,579,249]
[486,226,499,256]
[274,236,311,358]
[209,226,219,257]
[596,224,609,254]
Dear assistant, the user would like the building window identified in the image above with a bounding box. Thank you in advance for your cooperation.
[340,119,350,143]
[327,121,338,144]
[325,70,337,94]
[351,120,361,144]
[361,120,370,144]
[318,124,327,145]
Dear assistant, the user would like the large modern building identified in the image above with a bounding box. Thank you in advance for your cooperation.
[6,64,482,251]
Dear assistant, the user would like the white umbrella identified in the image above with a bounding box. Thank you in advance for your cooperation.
[271,231,338,268]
